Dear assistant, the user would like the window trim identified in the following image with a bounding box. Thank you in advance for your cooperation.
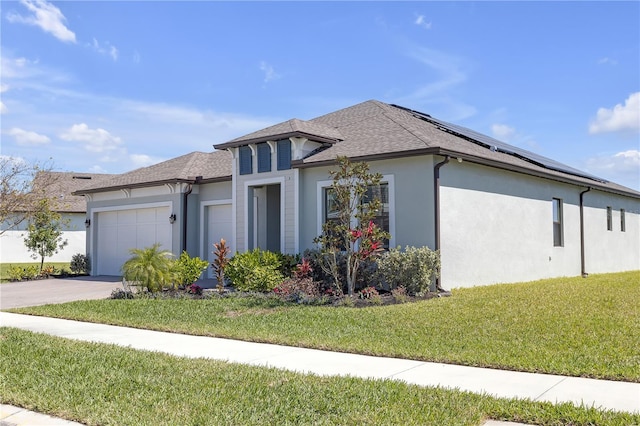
[316,175,395,248]
[552,198,563,247]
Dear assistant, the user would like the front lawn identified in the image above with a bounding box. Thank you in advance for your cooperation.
[1,328,637,426]
[10,271,640,381]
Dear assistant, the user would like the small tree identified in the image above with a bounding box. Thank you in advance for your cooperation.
[314,156,390,296]
[121,244,174,293]
[23,198,68,272]
[1,157,58,235]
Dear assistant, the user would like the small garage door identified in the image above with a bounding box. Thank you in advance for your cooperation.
[207,204,233,278]
[96,207,172,276]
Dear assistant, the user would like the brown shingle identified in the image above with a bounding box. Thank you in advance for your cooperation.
[74,151,232,194]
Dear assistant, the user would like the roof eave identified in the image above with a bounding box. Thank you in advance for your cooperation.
[294,148,640,199]
[72,178,202,195]
[215,132,341,150]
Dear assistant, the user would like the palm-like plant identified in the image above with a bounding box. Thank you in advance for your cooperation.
[121,243,174,292]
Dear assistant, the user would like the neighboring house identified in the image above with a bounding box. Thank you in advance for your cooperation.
[74,100,640,287]
[0,172,113,263]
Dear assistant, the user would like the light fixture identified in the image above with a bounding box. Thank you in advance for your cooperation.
[457,157,463,163]
[169,214,176,224]
[84,218,91,228]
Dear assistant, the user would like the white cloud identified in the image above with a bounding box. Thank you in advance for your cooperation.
[414,14,432,30]
[130,154,165,168]
[597,57,617,65]
[491,124,516,142]
[589,92,640,135]
[6,0,76,43]
[89,38,119,61]
[59,123,123,153]
[259,61,281,83]
[1,83,9,114]
[8,127,51,145]
[585,149,640,190]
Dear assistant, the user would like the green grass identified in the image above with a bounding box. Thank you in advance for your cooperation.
[1,328,637,426]
[10,271,640,381]
[0,262,70,282]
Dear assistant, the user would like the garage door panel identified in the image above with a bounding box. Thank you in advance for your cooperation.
[96,206,171,276]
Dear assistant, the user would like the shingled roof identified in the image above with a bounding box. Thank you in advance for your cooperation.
[215,118,344,148]
[33,172,115,212]
[288,100,639,198]
[73,151,232,195]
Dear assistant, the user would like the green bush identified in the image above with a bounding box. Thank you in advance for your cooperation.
[172,251,209,287]
[377,246,440,295]
[275,252,301,278]
[7,265,25,282]
[303,248,378,294]
[225,249,284,292]
[70,253,90,274]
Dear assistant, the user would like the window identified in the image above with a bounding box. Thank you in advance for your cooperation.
[239,146,252,175]
[552,198,563,247]
[277,139,291,170]
[362,183,390,249]
[257,143,271,173]
[621,209,626,232]
[606,206,612,231]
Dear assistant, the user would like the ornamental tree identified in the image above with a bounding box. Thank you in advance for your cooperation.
[23,198,69,272]
[314,156,390,296]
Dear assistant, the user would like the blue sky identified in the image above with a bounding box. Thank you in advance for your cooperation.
[1,1,639,190]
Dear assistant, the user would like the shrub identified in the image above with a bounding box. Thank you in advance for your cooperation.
[225,248,284,292]
[391,286,408,304]
[358,286,379,299]
[303,248,378,295]
[70,253,90,274]
[275,253,301,278]
[110,288,134,299]
[172,251,209,288]
[377,246,440,295]
[121,244,174,293]
[187,283,203,296]
[40,265,55,278]
[7,265,24,282]
[274,277,323,304]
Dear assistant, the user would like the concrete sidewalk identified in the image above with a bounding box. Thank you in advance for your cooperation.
[2,312,638,417]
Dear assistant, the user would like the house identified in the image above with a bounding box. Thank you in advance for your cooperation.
[73,100,640,288]
[1,172,113,263]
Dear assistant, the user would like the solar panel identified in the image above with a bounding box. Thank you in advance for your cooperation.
[391,104,608,183]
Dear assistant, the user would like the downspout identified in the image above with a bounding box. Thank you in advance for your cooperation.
[579,187,591,278]
[181,176,202,253]
[434,155,450,292]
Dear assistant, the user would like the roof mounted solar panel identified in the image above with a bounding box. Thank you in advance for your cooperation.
[391,104,608,183]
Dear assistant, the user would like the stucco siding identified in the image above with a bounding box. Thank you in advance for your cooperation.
[297,155,436,253]
[582,191,640,273]
[438,161,636,288]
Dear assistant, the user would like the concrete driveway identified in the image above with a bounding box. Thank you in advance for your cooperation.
[0,276,122,309]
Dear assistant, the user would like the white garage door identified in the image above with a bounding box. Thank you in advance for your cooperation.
[207,204,233,278]
[96,207,172,276]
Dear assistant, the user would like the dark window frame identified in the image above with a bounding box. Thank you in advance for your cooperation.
[239,146,253,175]
[552,198,563,247]
[620,208,626,232]
[277,139,292,170]
[257,143,271,173]
[606,206,612,231]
